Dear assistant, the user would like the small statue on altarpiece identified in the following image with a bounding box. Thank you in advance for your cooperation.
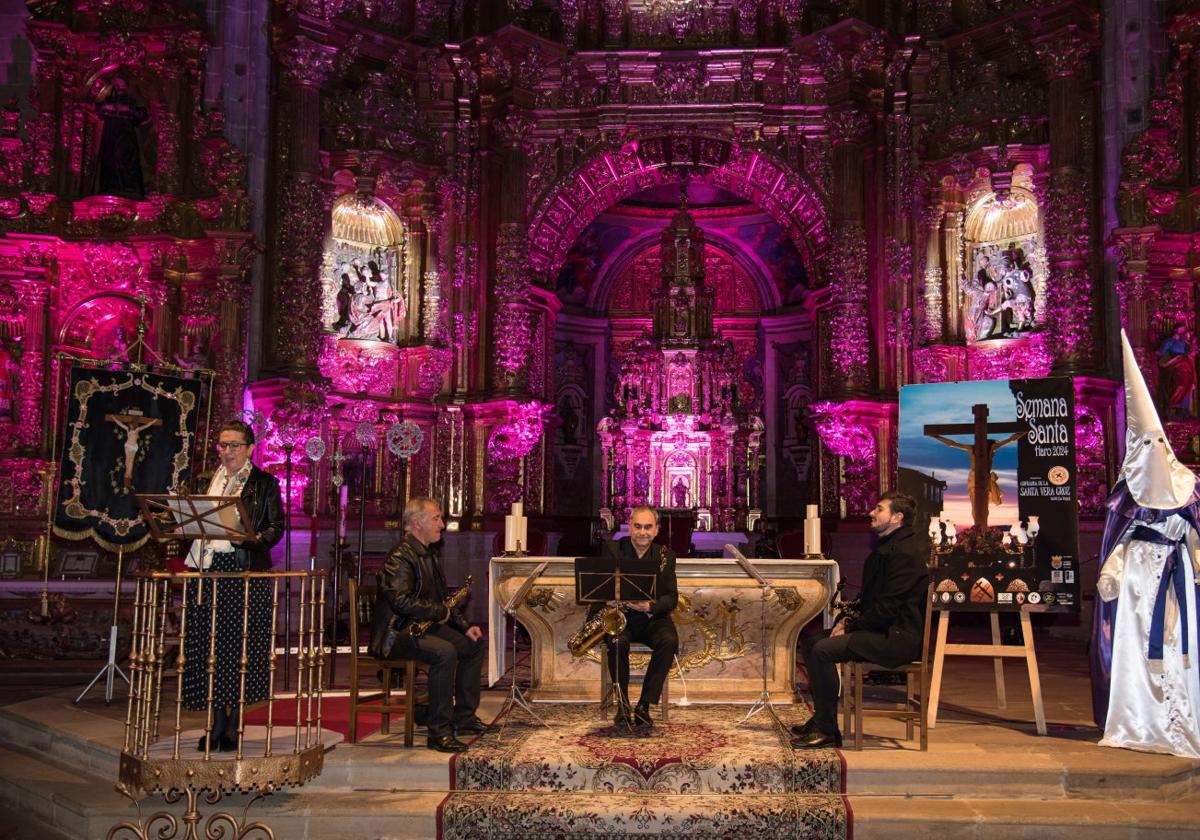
[1157,324,1197,414]
[93,77,149,198]
[671,475,690,508]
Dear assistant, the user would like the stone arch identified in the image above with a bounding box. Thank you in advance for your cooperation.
[527,134,829,286]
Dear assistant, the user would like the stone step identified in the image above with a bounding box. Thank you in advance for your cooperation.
[3,734,1199,840]
[848,794,1200,840]
[0,741,443,840]
[3,697,1197,803]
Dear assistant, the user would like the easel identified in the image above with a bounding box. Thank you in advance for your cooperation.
[926,606,1046,735]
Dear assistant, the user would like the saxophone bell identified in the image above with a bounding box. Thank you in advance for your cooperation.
[567,605,627,657]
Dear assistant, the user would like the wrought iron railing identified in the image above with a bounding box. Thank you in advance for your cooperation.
[110,570,327,840]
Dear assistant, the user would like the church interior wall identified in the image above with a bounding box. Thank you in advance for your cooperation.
[0,0,1195,596]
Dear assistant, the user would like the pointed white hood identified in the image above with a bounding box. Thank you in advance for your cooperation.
[1120,329,1196,509]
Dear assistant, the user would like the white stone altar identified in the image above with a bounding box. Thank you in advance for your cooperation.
[488,556,838,703]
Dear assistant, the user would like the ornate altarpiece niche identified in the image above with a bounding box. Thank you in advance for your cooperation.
[962,186,1047,344]
[320,195,409,345]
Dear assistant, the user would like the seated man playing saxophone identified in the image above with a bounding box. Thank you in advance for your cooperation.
[369,497,495,753]
[589,505,679,729]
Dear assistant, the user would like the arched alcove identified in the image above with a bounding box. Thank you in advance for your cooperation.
[320,194,409,344]
[961,186,1047,343]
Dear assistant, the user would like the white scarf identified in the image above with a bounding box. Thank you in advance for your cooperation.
[185,460,253,570]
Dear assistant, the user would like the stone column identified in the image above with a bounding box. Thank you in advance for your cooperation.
[268,36,335,378]
[825,105,872,397]
[1036,28,1098,375]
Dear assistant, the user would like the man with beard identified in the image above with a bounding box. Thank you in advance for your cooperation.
[791,491,929,749]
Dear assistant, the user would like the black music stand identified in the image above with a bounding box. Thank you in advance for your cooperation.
[497,561,550,730]
[574,557,656,726]
[727,543,785,732]
[574,556,656,606]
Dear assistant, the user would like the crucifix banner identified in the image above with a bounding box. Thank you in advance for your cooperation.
[54,366,202,551]
[897,377,1079,613]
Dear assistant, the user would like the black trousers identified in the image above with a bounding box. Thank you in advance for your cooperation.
[605,611,678,706]
[800,629,859,732]
[392,623,485,739]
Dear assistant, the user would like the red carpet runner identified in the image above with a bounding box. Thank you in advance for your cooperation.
[437,704,850,839]
[244,695,382,742]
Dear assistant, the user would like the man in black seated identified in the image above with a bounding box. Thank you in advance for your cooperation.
[593,504,679,729]
[369,497,495,753]
[792,491,929,749]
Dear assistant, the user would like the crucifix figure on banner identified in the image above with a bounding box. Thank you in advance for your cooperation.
[924,404,1024,530]
[106,411,162,490]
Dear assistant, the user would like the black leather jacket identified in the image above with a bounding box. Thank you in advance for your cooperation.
[192,465,284,571]
[369,534,470,658]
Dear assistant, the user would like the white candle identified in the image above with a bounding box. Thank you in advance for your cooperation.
[504,514,518,553]
[806,504,819,520]
[804,518,821,556]
[517,516,528,553]
[512,501,523,518]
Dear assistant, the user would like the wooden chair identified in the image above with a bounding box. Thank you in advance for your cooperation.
[347,577,420,746]
[599,642,671,722]
[839,583,935,751]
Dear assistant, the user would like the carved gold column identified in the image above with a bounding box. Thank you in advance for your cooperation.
[268,36,335,378]
[1113,226,1159,344]
[212,235,256,427]
[919,204,945,344]
[491,108,533,395]
[825,105,872,397]
[1036,27,1098,375]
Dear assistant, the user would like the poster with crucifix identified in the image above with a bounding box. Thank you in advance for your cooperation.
[897,377,1079,612]
[54,365,203,551]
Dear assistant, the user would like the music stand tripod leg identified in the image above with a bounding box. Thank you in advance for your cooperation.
[497,608,548,731]
[738,581,784,731]
[76,547,132,705]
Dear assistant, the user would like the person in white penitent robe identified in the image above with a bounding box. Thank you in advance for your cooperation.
[1090,330,1200,759]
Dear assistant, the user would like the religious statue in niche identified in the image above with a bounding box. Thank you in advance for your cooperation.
[106,325,131,361]
[329,258,406,342]
[671,475,690,508]
[175,334,209,378]
[1156,324,1197,414]
[556,393,582,445]
[964,242,1037,342]
[92,77,149,198]
[633,463,649,498]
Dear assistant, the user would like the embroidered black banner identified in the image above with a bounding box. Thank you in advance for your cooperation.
[54,366,202,550]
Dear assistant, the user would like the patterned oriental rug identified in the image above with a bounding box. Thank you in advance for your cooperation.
[437,704,851,840]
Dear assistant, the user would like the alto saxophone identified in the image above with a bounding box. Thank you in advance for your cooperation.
[410,574,474,638]
[568,605,627,657]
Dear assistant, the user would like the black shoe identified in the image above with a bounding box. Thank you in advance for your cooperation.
[427,734,470,753]
[633,704,654,728]
[790,729,842,749]
[614,703,633,726]
[455,718,499,736]
[790,719,819,737]
[196,735,217,752]
[217,736,237,753]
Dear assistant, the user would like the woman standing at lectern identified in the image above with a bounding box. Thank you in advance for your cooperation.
[181,419,283,752]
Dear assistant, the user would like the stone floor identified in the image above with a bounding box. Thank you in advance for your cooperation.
[0,629,1196,839]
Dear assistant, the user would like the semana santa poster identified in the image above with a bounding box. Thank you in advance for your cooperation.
[897,378,1080,613]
